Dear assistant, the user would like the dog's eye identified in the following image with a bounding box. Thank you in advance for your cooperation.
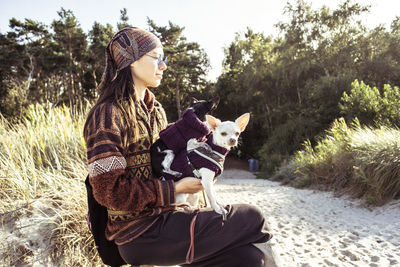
[235,132,240,136]
[221,132,227,136]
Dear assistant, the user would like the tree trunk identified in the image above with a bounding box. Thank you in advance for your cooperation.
[92,69,98,89]
[23,51,34,100]
[76,63,84,109]
[296,81,302,105]
[69,69,75,115]
[265,102,272,133]
[324,67,330,77]
[175,74,182,117]
[68,31,76,116]
[36,68,42,103]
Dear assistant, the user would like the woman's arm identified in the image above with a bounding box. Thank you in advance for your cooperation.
[175,177,204,194]
[85,103,175,212]
[89,170,175,212]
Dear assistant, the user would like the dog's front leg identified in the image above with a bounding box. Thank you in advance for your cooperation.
[161,149,182,177]
[186,193,199,207]
[199,168,227,220]
[176,193,188,204]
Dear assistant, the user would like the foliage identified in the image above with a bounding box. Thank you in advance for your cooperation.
[0,3,399,265]
[2,0,400,206]
[0,10,211,264]
[257,115,321,174]
[117,8,131,30]
[272,118,400,205]
[51,8,87,112]
[340,80,400,127]
[148,19,210,120]
[0,8,210,123]
[213,0,400,172]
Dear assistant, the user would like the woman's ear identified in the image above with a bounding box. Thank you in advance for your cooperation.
[129,63,135,73]
[206,115,221,130]
[235,113,250,132]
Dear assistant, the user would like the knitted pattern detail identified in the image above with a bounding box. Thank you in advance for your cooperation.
[89,156,127,177]
[84,98,176,245]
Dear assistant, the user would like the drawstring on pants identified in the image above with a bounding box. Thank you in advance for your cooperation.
[185,209,200,264]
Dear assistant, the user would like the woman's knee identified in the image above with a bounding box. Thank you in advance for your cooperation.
[230,245,266,267]
[231,204,265,227]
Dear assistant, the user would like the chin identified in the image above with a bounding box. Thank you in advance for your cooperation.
[148,80,161,88]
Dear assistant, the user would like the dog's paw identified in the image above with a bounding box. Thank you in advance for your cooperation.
[213,204,228,221]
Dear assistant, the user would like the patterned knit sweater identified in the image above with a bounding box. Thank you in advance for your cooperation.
[84,89,176,246]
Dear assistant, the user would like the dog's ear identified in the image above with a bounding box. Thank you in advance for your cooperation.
[209,96,220,110]
[190,97,198,105]
[235,113,250,132]
[206,115,221,130]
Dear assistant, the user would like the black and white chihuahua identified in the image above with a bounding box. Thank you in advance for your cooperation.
[175,113,250,218]
[151,97,220,178]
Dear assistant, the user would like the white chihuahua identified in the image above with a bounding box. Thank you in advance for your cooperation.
[176,113,250,219]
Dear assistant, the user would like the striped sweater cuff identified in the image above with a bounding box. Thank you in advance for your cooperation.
[157,179,176,206]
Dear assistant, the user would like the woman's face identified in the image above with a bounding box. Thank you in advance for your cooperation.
[130,47,167,88]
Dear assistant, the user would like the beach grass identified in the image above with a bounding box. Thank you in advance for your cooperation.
[2,102,400,265]
[0,103,104,266]
[271,118,400,205]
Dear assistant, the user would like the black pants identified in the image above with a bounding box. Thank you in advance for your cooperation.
[118,204,272,266]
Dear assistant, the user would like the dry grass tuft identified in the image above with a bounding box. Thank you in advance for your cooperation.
[0,104,105,266]
[273,118,400,205]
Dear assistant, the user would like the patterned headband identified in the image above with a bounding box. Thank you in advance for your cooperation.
[97,27,162,94]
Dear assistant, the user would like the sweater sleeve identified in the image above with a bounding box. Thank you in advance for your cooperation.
[85,103,175,212]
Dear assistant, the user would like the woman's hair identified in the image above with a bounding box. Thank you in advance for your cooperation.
[83,66,139,152]
[83,27,161,151]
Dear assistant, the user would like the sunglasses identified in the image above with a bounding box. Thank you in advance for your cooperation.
[146,54,168,67]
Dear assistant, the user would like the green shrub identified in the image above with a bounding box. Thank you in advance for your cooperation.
[257,115,321,175]
[275,117,400,205]
[340,79,400,127]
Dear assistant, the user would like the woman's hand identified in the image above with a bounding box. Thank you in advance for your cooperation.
[174,177,204,194]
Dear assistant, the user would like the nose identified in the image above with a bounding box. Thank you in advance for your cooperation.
[229,138,236,145]
[159,60,167,70]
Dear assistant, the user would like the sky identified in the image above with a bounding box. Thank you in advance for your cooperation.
[1,0,400,81]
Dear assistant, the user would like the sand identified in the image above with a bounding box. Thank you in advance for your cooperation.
[217,169,400,267]
[1,199,59,266]
[2,168,400,266]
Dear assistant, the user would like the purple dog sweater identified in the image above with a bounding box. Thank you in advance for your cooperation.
[159,108,211,154]
[163,134,230,181]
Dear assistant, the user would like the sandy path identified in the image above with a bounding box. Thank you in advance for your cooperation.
[217,169,400,267]
[2,168,399,266]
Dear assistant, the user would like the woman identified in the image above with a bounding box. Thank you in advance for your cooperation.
[83,27,273,267]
